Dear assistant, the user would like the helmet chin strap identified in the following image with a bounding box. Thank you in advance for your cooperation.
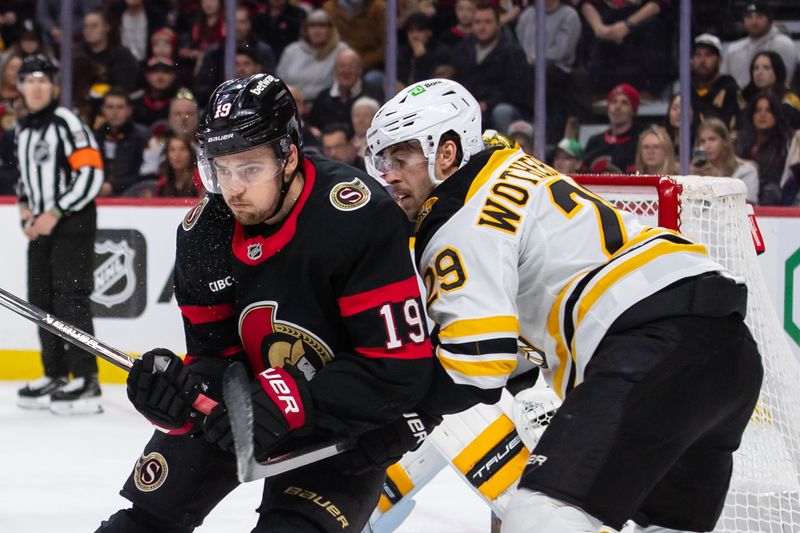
[265,163,300,221]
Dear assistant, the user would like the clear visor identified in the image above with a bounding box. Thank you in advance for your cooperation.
[197,145,286,195]
[366,142,428,182]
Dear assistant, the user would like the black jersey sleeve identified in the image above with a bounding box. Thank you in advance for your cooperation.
[174,195,244,362]
[307,195,434,439]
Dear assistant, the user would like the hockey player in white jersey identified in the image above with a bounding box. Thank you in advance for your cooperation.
[365,79,763,533]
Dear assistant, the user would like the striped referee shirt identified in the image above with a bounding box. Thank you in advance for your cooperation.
[16,103,104,216]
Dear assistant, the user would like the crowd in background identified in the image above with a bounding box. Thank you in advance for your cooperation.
[0,0,799,205]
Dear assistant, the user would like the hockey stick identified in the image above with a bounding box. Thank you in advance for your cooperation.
[222,362,354,482]
[0,286,223,414]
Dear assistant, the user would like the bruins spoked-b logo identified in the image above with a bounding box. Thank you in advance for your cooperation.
[330,178,370,211]
[134,452,168,492]
[239,301,334,381]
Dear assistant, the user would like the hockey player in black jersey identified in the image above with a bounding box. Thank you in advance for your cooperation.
[96,74,434,533]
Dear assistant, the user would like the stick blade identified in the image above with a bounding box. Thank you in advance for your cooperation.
[222,362,354,482]
[221,362,256,482]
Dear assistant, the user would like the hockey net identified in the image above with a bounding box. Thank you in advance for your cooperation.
[573,174,800,533]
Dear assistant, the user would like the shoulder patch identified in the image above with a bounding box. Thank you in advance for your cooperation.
[415,196,438,232]
[72,129,89,148]
[182,196,210,231]
[329,178,371,211]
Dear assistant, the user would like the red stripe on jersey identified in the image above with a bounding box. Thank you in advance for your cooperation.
[232,158,316,266]
[181,303,234,324]
[183,355,199,365]
[338,276,421,317]
[185,345,243,362]
[356,340,433,359]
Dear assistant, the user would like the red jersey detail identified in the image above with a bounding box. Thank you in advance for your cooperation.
[356,339,433,360]
[183,355,199,365]
[337,276,421,317]
[232,158,317,266]
[181,303,235,324]
[257,367,306,429]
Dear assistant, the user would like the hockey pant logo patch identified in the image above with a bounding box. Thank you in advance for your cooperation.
[134,452,169,492]
[283,486,349,528]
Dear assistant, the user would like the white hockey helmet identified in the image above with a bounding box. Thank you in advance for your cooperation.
[366,79,483,184]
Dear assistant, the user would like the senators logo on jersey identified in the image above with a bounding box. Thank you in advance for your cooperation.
[330,178,371,211]
[239,301,334,380]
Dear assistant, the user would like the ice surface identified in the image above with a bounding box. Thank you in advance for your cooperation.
[0,382,490,532]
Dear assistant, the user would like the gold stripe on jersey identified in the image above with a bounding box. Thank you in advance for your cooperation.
[465,148,518,205]
[439,316,520,340]
[547,272,584,397]
[572,240,709,349]
[438,348,517,383]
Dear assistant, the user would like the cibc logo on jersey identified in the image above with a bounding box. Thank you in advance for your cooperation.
[238,301,334,380]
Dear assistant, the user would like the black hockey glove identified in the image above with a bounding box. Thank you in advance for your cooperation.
[127,348,203,432]
[202,366,312,460]
[341,411,442,474]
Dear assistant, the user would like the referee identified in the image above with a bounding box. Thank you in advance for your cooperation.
[15,55,105,415]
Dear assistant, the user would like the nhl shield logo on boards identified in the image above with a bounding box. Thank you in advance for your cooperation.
[247,243,263,261]
[92,239,137,309]
[134,452,168,492]
[330,178,370,211]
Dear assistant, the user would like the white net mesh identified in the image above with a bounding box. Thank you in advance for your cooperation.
[575,175,800,533]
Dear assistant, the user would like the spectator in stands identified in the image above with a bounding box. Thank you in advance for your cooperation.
[579,0,672,97]
[323,0,386,80]
[254,0,306,59]
[149,27,176,61]
[36,0,101,48]
[233,48,263,78]
[723,1,797,92]
[693,117,759,204]
[179,0,225,75]
[277,9,349,102]
[78,9,140,93]
[635,126,679,175]
[309,48,384,131]
[351,95,380,158]
[286,83,322,154]
[110,0,169,63]
[140,89,199,179]
[71,55,108,128]
[0,128,19,194]
[155,133,199,197]
[516,0,581,143]
[742,51,800,129]
[507,120,534,155]
[664,93,692,158]
[582,83,641,173]
[94,88,150,197]
[396,12,450,88]
[449,2,533,133]
[321,122,366,171]
[0,53,23,132]
[689,33,742,133]
[3,19,56,62]
[194,4,277,104]
[551,137,583,175]
[131,56,178,128]
[440,0,475,47]
[736,90,794,205]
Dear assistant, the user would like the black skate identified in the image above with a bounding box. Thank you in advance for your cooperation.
[17,376,68,409]
[50,376,103,415]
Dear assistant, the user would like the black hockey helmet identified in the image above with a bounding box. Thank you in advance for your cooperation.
[18,54,59,83]
[197,73,302,159]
